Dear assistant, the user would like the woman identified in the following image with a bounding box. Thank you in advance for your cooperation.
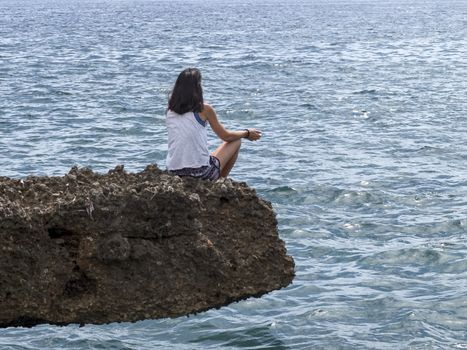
[166,68,262,180]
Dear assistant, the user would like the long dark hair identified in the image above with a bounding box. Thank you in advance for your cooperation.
[168,68,204,114]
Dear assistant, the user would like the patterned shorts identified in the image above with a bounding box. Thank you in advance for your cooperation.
[169,156,221,181]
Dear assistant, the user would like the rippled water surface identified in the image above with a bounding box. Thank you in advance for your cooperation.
[1,0,467,349]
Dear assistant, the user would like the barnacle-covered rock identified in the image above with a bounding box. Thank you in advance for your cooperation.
[0,165,294,327]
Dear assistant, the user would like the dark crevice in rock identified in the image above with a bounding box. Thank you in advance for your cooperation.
[48,227,74,239]
[64,271,97,298]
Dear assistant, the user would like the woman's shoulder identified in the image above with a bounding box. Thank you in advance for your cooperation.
[203,103,214,112]
[200,103,215,118]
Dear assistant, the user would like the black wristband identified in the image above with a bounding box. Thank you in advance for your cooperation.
[244,129,250,138]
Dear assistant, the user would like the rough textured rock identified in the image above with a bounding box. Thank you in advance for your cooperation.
[0,165,295,327]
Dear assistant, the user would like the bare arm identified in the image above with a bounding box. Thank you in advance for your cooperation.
[200,104,262,142]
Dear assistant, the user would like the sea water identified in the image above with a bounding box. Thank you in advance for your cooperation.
[0,0,466,349]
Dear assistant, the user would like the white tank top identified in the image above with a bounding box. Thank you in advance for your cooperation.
[166,110,210,170]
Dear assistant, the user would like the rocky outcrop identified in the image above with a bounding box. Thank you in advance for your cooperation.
[0,165,294,327]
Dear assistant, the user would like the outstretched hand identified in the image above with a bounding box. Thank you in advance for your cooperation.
[246,128,262,141]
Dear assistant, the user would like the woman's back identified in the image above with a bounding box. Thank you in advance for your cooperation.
[166,109,210,171]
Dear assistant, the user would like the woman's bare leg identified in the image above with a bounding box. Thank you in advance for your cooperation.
[211,139,241,178]
[220,145,240,177]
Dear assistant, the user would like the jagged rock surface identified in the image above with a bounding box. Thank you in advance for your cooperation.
[0,165,295,327]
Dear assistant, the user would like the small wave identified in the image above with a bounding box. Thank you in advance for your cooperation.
[416,145,446,154]
[332,189,385,206]
[299,102,319,110]
[353,89,378,95]
[358,247,451,271]
[51,89,73,96]
[266,186,297,194]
